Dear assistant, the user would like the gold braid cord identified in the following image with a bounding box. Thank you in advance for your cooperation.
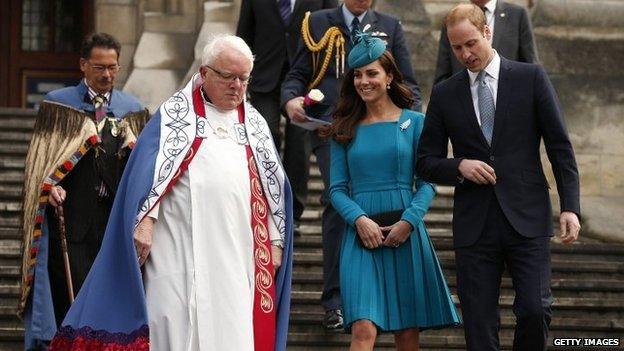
[301,11,346,91]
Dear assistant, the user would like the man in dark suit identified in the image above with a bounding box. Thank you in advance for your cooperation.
[417,4,580,350]
[281,0,422,331]
[237,0,337,233]
[434,0,538,84]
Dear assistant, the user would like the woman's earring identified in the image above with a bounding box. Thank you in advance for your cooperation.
[386,83,391,90]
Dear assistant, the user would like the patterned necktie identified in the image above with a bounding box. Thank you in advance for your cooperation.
[351,17,360,40]
[278,0,291,25]
[477,70,495,145]
[93,94,107,123]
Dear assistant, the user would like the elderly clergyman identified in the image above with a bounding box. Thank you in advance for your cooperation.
[48,35,294,351]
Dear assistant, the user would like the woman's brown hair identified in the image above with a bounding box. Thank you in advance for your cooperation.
[324,50,414,144]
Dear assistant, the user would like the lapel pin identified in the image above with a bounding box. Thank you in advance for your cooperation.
[500,13,506,17]
[400,119,411,131]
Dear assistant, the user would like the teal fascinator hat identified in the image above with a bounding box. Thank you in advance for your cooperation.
[347,30,387,69]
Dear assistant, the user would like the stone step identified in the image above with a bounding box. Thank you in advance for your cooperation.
[0,157,24,171]
[287,332,499,349]
[0,115,35,132]
[289,311,624,334]
[0,218,19,229]
[291,291,624,313]
[0,229,19,241]
[0,132,31,143]
[291,251,624,274]
[0,172,23,185]
[0,143,28,156]
[0,204,19,213]
[291,271,624,294]
[0,187,21,201]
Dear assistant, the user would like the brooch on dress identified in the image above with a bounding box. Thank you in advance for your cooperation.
[400,119,411,131]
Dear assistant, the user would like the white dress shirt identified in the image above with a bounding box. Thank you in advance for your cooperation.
[467,50,500,126]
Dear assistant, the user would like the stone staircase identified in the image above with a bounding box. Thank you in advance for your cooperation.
[0,108,623,350]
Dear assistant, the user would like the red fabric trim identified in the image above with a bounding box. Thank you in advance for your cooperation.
[49,336,149,351]
[239,104,277,351]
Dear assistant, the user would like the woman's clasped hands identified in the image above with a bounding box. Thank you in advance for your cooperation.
[355,216,413,249]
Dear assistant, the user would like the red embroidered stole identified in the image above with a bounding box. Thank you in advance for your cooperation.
[238,104,277,351]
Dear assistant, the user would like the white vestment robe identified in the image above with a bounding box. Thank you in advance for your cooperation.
[144,104,278,350]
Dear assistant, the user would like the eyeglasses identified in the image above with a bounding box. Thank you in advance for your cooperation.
[88,62,121,73]
[204,65,251,84]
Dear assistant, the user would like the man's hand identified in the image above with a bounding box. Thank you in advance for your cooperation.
[355,216,384,249]
[559,211,580,245]
[284,96,307,123]
[134,217,155,266]
[271,245,283,273]
[458,159,497,185]
[48,186,66,208]
[381,220,413,248]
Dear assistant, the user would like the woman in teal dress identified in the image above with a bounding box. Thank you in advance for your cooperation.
[326,33,460,350]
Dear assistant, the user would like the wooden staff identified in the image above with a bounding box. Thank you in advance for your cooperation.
[56,205,75,303]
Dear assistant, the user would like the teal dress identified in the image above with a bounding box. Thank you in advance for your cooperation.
[329,110,460,332]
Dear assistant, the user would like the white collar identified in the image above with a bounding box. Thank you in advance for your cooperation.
[468,50,500,85]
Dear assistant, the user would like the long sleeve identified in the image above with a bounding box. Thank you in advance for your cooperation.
[534,66,580,215]
[402,118,436,228]
[401,178,436,229]
[416,85,463,185]
[329,139,366,227]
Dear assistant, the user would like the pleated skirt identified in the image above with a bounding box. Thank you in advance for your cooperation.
[340,188,461,332]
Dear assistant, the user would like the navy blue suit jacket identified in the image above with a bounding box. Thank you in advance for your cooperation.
[417,58,579,248]
[281,6,422,114]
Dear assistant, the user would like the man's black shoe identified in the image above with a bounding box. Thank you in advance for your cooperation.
[322,309,344,331]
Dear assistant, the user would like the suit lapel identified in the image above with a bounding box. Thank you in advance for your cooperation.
[455,71,490,148]
[490,57,511,151]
